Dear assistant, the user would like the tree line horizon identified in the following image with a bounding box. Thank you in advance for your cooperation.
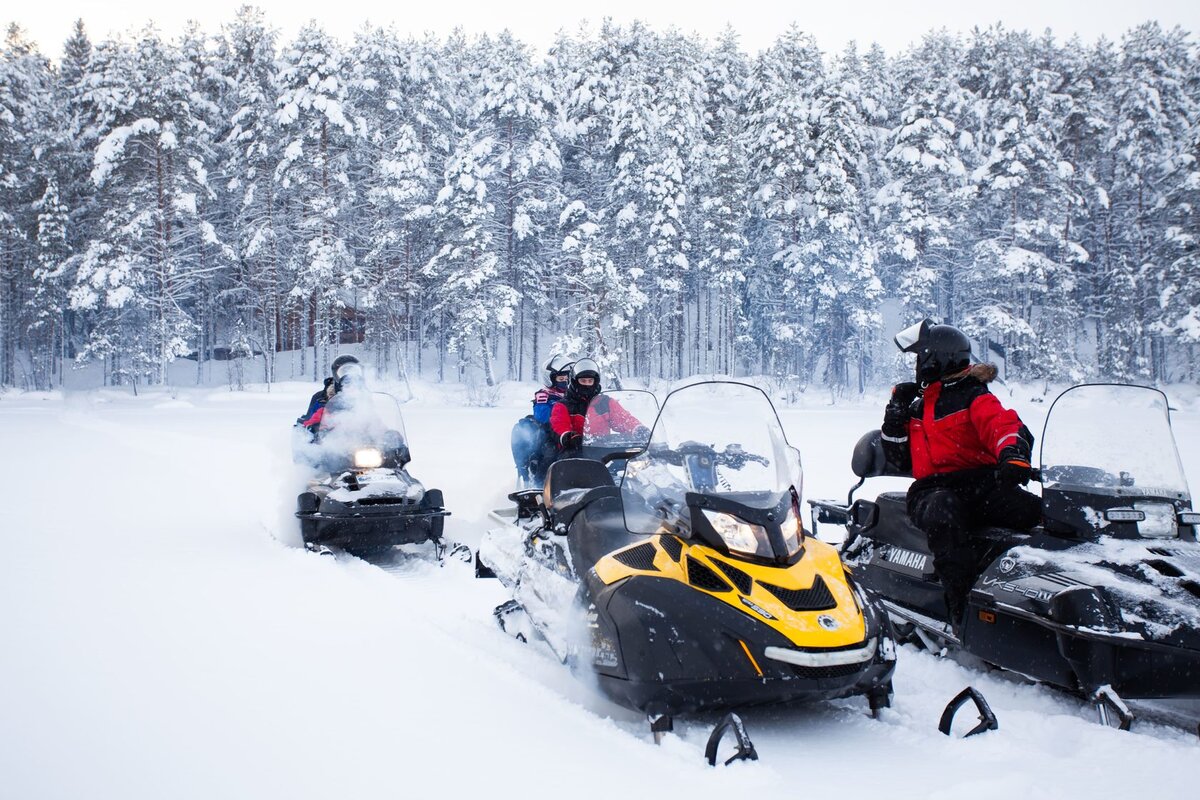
[0,9,1197,391]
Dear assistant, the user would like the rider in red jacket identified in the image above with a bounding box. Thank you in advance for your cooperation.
[550,358,641,450]
[881,321,1040,632]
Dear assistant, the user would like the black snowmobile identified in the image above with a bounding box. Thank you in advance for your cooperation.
[480,382,896,753]
[292,388,454,560]
[812,383,1200,729]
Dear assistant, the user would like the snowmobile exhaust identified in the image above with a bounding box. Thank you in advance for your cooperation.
[704,713,759,766]
[938,687,999,738]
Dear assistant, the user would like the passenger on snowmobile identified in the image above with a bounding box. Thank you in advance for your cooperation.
[882,320,1040,629]
[512,355,574,486]
[299,355,362,434]
[550,359,642,452]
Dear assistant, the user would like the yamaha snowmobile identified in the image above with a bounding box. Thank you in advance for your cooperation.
[812,383,1200,729]
[479,382,897,745]
[292,389,454,560]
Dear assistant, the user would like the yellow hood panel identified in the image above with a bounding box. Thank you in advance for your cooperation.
[593,535,867,649]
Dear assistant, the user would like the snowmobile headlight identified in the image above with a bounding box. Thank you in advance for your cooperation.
[1178,511,1200,526]
[1133,502,1177,539]
[702,510,772,559]
[353,447,384,469]
[782,503,804,556]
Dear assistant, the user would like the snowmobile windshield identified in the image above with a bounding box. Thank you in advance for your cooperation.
[318,391,407,452]
[619,381,803,541]
[581,390,657,451]
[1041,384,1189,501]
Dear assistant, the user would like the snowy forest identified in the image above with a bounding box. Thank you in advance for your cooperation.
[1,8,1199,392]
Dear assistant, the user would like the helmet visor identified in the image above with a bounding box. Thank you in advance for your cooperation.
[894,319,931,353]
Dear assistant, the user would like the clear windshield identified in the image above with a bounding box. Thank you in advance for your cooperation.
[620,382,802,535]
[581,390,657,450]
[319,390,407,451]
[1041,384,1189,500]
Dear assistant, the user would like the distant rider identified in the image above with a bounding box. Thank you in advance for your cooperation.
[299,355,361,434]
[880,320,1040,632]
[511,355,573,486]
[550,359,642,452]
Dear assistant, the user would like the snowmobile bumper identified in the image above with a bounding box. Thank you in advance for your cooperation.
[297,490,449,551]
[587,573,896,715]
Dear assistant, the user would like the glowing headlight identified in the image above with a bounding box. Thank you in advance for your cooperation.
[353,448,384,469]
[702,510,772,558]
[782,503,804,556]
[1134,502,1177,539]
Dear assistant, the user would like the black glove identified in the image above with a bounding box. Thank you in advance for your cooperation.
[633,425,651,439]
[882,382,919,439]
[997,446,1033,486]
[560,431,583,449]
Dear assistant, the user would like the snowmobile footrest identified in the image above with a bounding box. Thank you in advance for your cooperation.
[705,713,759,766]
[1092,686,1133,731]
[649,713,673,744]
[939,687,999,738]
[475,551,496,578]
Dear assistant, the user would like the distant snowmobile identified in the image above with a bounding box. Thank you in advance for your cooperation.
[292,388,459,561]
[479,382,897,753]
[811,383,1200,730]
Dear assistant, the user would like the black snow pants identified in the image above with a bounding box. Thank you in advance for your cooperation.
[907,468,1041,624]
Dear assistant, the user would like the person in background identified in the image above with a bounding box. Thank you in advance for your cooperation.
[882,320,1041,634]
[550,358,642,452]
[298,355,361,434]
[511,355,573,486]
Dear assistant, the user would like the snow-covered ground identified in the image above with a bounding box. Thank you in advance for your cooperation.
[3,380,1199,799]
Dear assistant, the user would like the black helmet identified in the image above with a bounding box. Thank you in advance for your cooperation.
[567,357,602,401]
[331,354,360,378]
[895,319,972,383]
[543,354,573,389]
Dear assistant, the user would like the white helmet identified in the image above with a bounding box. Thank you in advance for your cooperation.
[544,354,574,388]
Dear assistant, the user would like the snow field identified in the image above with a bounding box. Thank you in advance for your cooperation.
[2,383,1198,798]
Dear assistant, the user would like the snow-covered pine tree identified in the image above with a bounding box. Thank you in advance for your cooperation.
[807,67,882,394]
[744,26,825,382]
[960,26,1085,383]
[695,27,751,376]
[218,6,284,381]
[274,22,358,379]
[468,31,563,380]
[72,27,225,386]
[424,134,517,386]
[875,32,974,328]
[0,25,55,387]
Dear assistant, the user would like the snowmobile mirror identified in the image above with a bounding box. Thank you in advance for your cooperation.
[893,319,933,353]
[1178,511,1200,526]
[1104,508,1146,523]
[938,687,999,738]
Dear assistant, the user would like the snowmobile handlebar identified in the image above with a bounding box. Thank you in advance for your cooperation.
[646,441,770,470]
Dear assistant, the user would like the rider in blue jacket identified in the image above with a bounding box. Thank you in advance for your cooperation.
[512,355,573,486]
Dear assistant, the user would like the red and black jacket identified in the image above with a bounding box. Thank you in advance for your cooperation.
[883,364,1033,481]
[550,393,640,448]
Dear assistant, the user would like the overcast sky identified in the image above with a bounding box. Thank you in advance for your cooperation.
[8,0,1200,57]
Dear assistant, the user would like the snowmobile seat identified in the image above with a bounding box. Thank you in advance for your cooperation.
[544,459,619,528]
[874,491,1030,553]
